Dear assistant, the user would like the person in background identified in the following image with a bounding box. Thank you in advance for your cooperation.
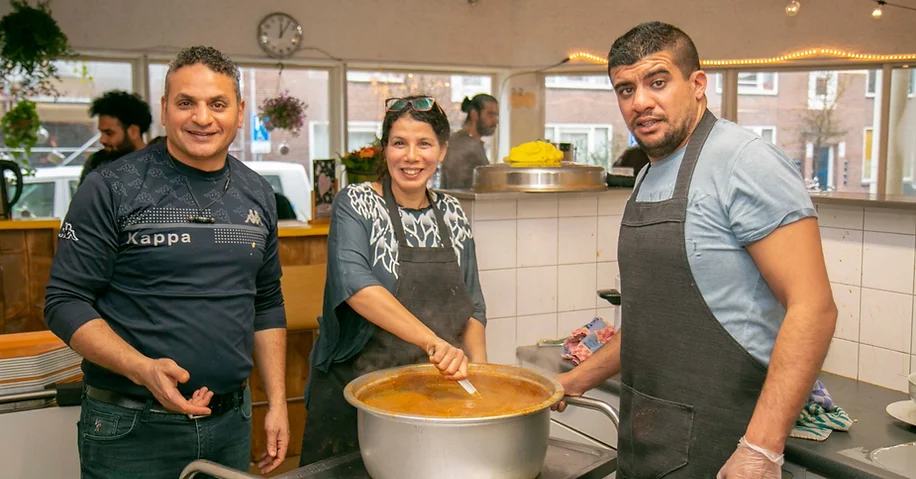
[438,93,499,190]
[612,146,650,174]
[275,192,297,220]
[299,94,487,466]
[553,22,836,478]
[78,90,152,185]
[45,45,289,478]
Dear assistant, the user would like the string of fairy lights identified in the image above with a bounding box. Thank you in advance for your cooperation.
[567,48,916,68]
[566,1,916,68]
[785,0,916,18]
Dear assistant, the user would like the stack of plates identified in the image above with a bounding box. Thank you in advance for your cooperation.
[0,331,83,398]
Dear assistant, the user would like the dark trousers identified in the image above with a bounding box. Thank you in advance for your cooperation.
[77,388,252,479]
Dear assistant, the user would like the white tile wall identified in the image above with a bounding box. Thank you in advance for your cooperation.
[518,196,559,219]
[517,266,558,316]
[517,313,558,347]
[478,269,516,319]
[861,231,916,294]
[858,344,910,392]
[817,204,916,393]
[558,264,598,312]
[517,218,559,267]
[820,227,863,286]
[474,220,517,271]
[830,283,859,342]
[472,196,916,393]
[470,190,630,365]
[558,217,597,265]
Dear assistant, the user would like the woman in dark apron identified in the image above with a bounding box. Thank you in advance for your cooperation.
[298,95,488,466]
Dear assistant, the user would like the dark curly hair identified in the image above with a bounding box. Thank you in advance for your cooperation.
[376,95,451,180]
[164,45,241,101]
[89,90,152,135]
[608,22,700,79]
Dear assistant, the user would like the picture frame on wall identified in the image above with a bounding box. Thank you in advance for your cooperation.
[311,159,338,224]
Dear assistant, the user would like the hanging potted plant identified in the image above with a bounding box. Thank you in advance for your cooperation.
[0,0,73,98]
[340,138,383,184]
[0,99,38,173]
[258,91,308,137]
[0,0,74,169]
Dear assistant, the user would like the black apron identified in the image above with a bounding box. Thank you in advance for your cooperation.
[299,178,475,466]
[616,110,769,478]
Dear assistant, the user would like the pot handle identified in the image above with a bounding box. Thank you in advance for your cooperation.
[563,395,620,431]
[179,459,260,479]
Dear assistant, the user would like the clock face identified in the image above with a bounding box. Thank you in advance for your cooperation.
[257,13,303,58]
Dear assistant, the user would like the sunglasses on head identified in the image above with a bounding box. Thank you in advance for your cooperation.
[385,97,438,112]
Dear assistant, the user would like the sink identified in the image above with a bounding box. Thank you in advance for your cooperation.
[869,442,916,478]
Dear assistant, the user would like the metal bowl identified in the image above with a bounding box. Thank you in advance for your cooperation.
[472,162,607,193]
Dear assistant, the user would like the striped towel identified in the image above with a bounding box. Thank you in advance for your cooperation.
[789,380,853,441]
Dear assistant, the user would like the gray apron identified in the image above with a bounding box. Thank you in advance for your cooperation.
[616,110,768,478]
[299,178,475,466]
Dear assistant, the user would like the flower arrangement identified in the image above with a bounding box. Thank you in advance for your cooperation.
[340,139,383,183]
[258,91,308,136]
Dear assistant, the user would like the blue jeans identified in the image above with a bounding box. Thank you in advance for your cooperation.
[77,388,252,479]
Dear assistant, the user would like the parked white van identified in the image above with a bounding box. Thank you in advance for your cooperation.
[13,161,313,222]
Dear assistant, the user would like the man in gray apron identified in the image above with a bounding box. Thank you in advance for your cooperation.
[554,22,837,478]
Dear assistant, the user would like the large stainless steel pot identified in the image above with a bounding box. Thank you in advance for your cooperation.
[343,363,619,479]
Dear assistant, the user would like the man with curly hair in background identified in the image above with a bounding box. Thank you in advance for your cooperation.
[45,46,289,478]
[79,90,152,185]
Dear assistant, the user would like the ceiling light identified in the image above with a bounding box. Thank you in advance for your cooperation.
[786,0,801,16]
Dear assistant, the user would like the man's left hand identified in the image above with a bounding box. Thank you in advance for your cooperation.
[257,402,290,474]
[717,437,783,478]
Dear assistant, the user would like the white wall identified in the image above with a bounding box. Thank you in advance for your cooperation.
[817,203,916,393]
[2,0,914,68]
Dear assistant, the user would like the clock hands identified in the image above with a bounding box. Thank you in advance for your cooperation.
[279,18,289,39]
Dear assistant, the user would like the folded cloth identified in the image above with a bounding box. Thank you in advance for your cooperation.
[561,317,616,365]
[789,380,853,441]
[504,141,564,168]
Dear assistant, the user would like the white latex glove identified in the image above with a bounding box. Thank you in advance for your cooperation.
[716,436,784,479]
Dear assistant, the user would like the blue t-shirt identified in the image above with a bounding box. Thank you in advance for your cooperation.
[633,119,816,365]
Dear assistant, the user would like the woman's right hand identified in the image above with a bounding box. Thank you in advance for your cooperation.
[426,338,469,381]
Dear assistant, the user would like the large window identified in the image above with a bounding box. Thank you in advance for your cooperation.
[866,69,916,97]
[0,60,134,168]
[718,72,779,96]
[736,69,877,193]
[887,67,916,194]
[544,73,722,170]
[344,70,495,154]
[148,64,330,169]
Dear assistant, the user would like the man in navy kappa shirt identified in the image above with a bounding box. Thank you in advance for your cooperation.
[45,46,289,478]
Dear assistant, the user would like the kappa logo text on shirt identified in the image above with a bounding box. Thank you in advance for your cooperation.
[127,232,191,247]
[59,222,79,242]
[245,209,262,226]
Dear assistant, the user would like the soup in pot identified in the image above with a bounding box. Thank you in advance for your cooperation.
[357,370,552,418]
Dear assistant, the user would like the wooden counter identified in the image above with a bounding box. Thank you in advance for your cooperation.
[0,219,60,335]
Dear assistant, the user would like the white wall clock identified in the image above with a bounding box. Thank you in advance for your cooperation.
[257,12,303,59]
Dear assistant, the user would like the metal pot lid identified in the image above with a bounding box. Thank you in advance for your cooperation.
[472,162,607,193]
